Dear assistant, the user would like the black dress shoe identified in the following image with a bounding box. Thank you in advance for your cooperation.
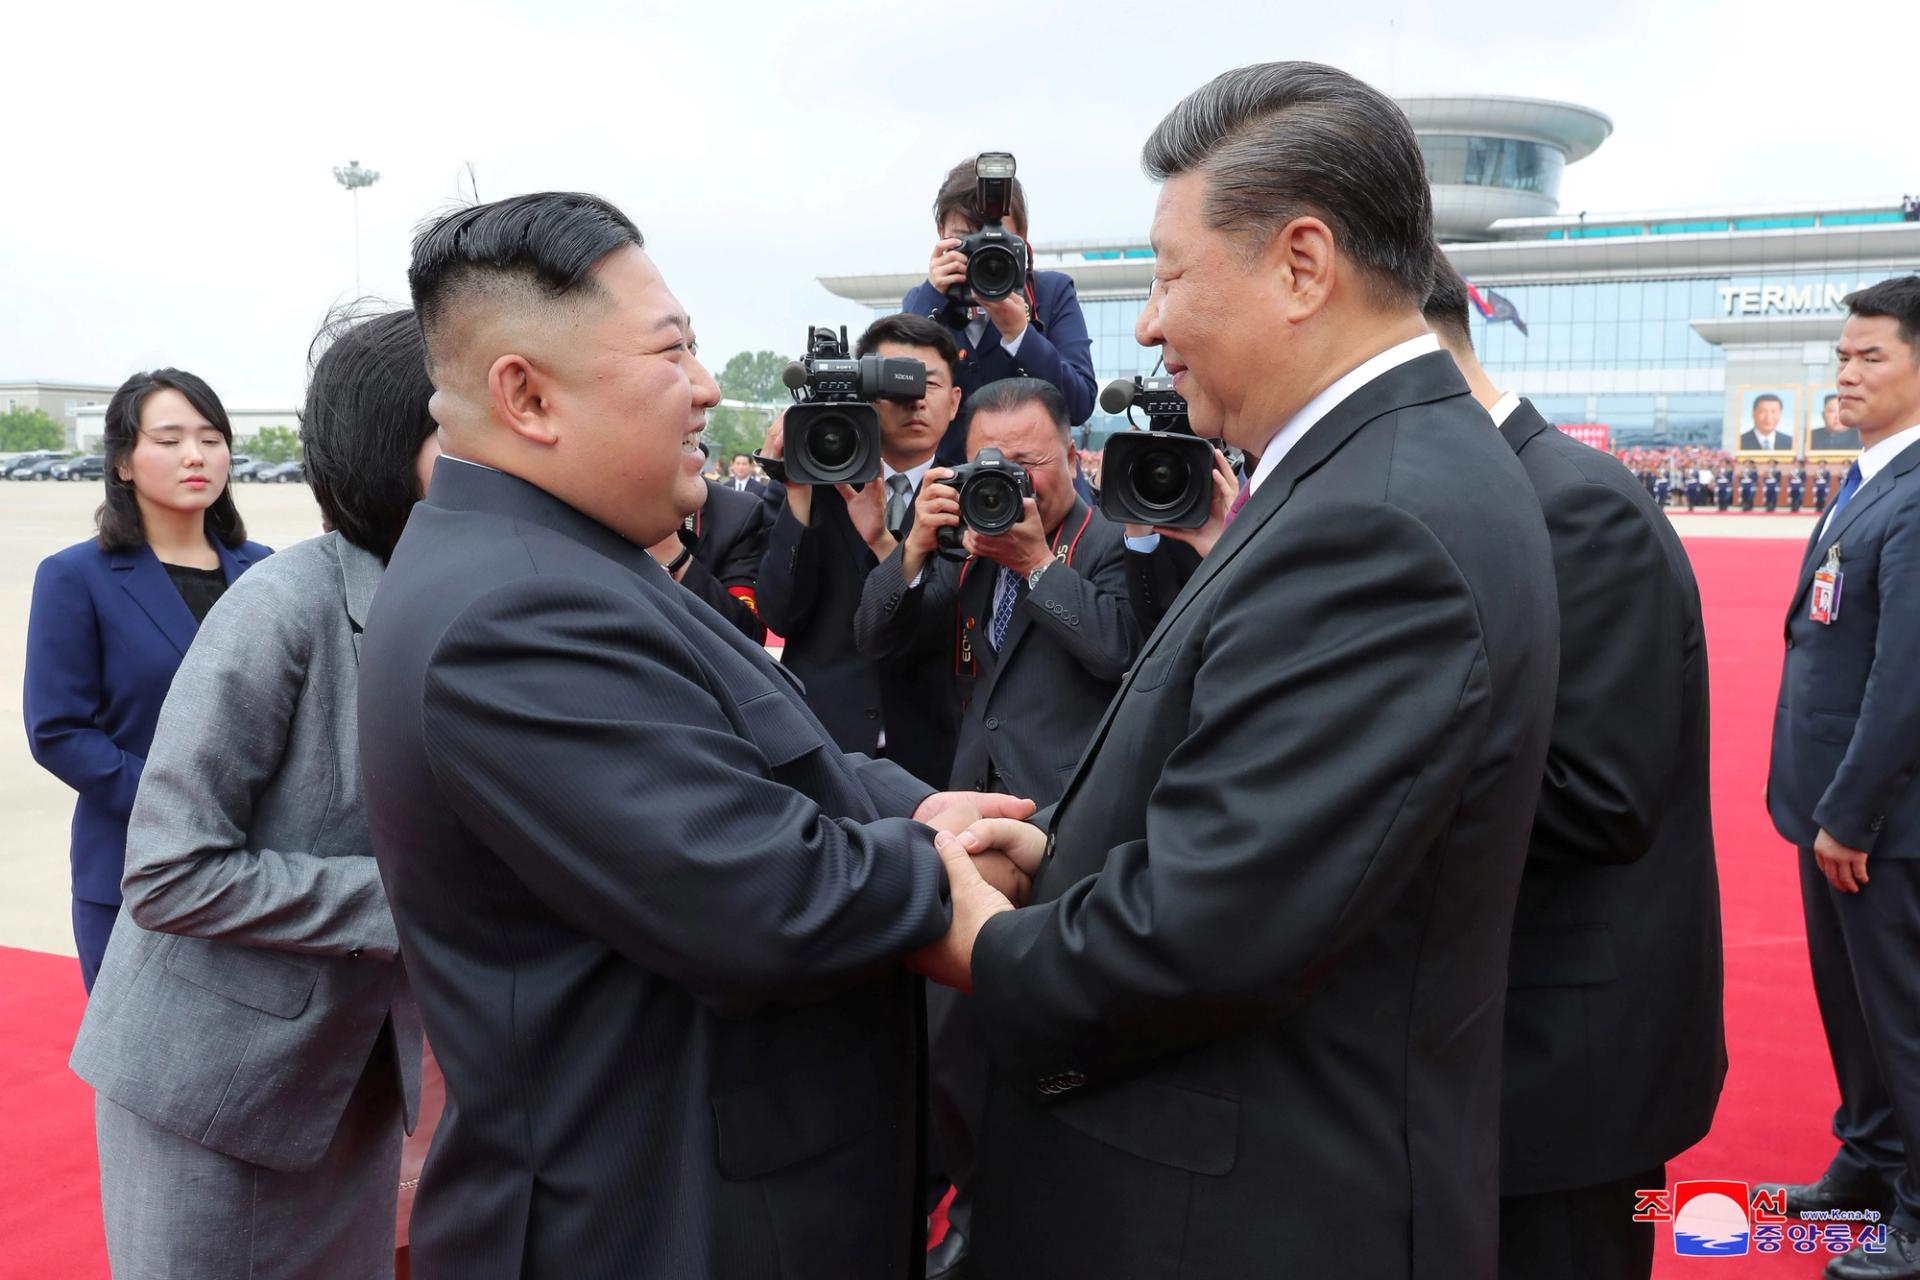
[1827,1226,1920,1278]
[926,1228,969,1280]
[1758,1172,1896,1218]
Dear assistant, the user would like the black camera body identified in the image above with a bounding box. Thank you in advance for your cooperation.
[1097,375,1216,530]
[944,152,1029,324]
[937,446,1034,557]
[768,325,927,486]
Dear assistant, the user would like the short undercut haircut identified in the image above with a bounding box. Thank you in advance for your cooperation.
[856,313,961,383]
[1422,254,1474,350]
[966,377,1071,442]
[1844,276,1920,355]
[408,191,644,369]
[1142,61,1435,305]
[1754,394,1782,409]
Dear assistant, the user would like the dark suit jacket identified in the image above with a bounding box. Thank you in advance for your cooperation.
[963,352,1559,1280]
[686,477,770,643]
[24,536,271,907]
[901,271,1098,458]
[1497,400,1725,1195]
[1812,427,1863,452]
[1769,438,1920,856]
[1124,537,1202,636]
[757,480,959,790]
[852,498,1142,808]
[1740,429,1793,453]
[358,459,950,1280]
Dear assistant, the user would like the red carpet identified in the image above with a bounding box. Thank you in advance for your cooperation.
[0,534,1844,1277]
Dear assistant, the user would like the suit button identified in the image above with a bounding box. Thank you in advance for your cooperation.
[349,947,364,959]
[888,592,902,608]
[1872,817,1886,831]
[1786,638,1794,650]
[865,709,879,720]
[986,716,1001,731]
[1066,613,1079,625]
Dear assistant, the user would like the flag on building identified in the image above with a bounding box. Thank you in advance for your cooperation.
[1465,280,1530,336]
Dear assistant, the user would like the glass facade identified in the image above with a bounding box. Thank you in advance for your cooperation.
[1417,136,1564,197]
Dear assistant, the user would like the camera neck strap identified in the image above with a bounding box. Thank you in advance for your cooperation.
[953,502,1093,677]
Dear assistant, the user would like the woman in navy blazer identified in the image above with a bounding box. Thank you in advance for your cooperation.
[23,368,270,990]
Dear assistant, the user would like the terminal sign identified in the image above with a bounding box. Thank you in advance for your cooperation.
[1719,283,1872,317]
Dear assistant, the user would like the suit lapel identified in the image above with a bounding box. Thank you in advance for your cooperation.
[974,499,1090,708]
[1049,351,1473,822]
[1787,456,1914,617]
[113,545,202,656]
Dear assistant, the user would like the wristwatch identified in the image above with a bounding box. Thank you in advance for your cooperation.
[1027,560,1051,591]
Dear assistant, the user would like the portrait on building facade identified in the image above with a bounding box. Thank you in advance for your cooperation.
[1806,386,1862,453]
[1736,386,1801,454]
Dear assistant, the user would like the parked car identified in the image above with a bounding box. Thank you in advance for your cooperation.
[232,457,278,481]
[3,451,66,479]
[20,456,72,480]
[50,455,105,481]
[259,461,305,484]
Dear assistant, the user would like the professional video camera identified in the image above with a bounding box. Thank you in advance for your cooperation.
[942,152,1028,326]
[760,325,927,486]
[936,446,1034,558]
[1097,374,1217,529]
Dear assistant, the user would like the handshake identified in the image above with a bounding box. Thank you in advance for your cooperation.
[906,790,1051,993]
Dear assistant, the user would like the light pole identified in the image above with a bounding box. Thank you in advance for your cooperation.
[332,160,381,295]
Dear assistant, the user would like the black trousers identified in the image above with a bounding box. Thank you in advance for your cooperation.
[1499,1165,1662,1280]
[1800,848,1920,1234]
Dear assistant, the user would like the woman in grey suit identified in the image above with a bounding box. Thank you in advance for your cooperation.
[69,309,442,1280]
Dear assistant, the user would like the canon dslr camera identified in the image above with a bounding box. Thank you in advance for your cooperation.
[764,325,927,486]
[1098,375,1216,529]
[942,152,1028,325]
[936,447,1034,558]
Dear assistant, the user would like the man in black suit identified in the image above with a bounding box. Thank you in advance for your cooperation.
[853,378,1144,1274]
[645,476,770,642]
[1742,393,1794,452]
[723,450,766,494]
[1427,260,1725,1280]
[757,313,966,789]
[920,63,1561,1279]
[1814,392,1866,452]
[1763,276,1920,1279]
[357,192,1032,1280]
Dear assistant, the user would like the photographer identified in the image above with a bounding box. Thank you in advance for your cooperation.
[902,156,1098,462]
[852,375,1140,1277]
[646,473,771,643]
[754,313,965,789]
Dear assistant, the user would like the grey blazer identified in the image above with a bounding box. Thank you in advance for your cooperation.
[71,532,422,1171]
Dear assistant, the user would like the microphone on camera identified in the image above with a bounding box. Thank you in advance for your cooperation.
[1098,377,1138,416]
[781,360,810,391]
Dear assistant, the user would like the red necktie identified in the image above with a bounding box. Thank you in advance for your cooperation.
[1223,481,1251,527]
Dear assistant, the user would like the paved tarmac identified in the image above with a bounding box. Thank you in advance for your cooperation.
[0,480,1814,957]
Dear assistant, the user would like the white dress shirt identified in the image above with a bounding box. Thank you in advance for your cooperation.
[1820,421,1920,536]
[966,313,1027,359]
[1247,333,1441,495]
[1488,389,1521,428]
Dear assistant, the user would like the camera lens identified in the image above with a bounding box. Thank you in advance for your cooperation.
[1129,449,1189,512]
[806,414,857,469]
[968,244,1020,301]
[963,473,1020,535]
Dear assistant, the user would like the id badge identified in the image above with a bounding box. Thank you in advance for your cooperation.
[1810,545,1844,625]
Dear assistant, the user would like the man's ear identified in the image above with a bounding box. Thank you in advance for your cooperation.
[488,353,560,447]
[1261,215,1338,323]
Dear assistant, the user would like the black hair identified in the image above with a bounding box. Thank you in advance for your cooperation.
[1422,254,1474,349]
[96,369,248,553]
[300,307,439,563]
[965,377,1070,441]
[1844,276,1920,354]
[856,312,962,384]
[408,191,644,366]
[1142,61,1435,306]
[934,157,1028,238]
[1754,394,1783,409]
[730,452,753,465]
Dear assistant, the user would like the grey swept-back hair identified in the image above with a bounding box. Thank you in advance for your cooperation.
[1142,62,1435,306]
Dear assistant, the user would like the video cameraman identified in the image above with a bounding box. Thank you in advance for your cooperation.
[754,314,965,790]
[902,156,1098,463]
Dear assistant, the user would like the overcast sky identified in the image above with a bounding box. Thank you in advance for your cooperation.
[6,0,1916,404]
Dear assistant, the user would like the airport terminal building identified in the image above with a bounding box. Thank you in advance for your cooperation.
[819,96,1920,454]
